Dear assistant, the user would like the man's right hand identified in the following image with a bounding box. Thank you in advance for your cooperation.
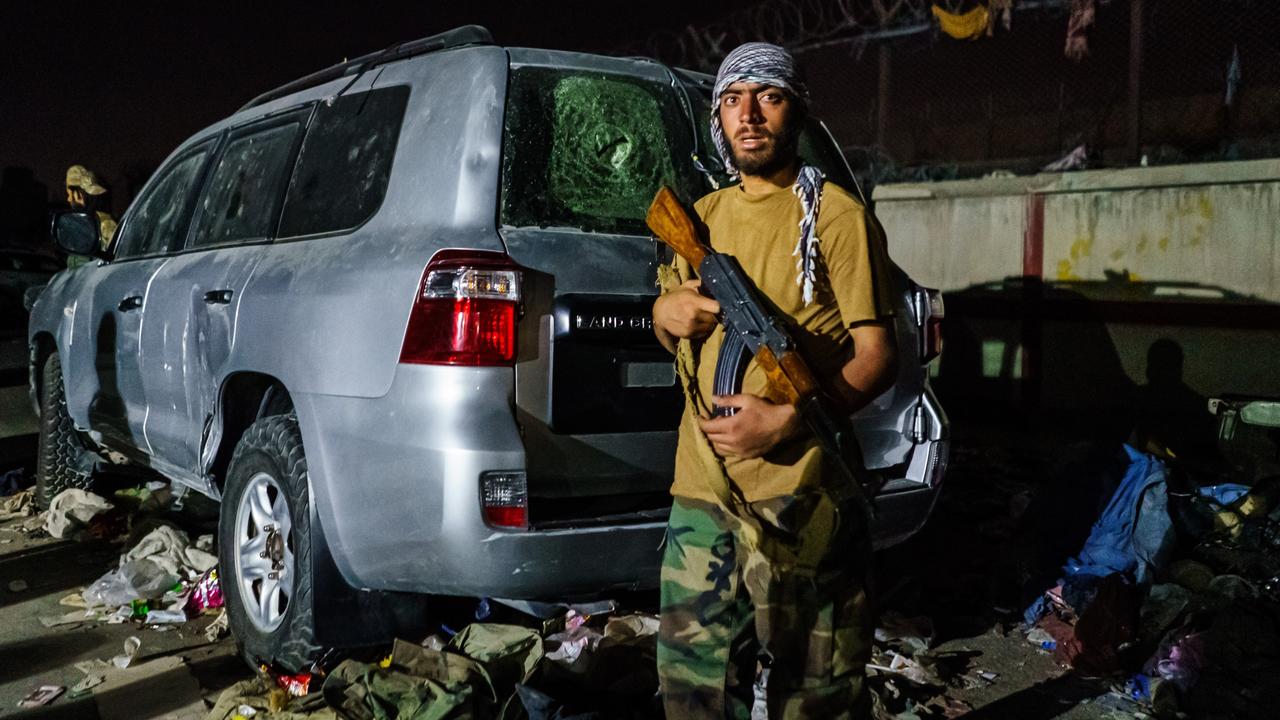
[653,279,720,353]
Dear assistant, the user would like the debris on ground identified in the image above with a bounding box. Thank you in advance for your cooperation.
[0,487,33,520]
[17,684,65,708]
[45,488,114,539]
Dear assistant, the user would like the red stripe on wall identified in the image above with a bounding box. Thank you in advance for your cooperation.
[1023,193,1045,278]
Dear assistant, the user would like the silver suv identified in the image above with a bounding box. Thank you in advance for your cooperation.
[30,26,948,671]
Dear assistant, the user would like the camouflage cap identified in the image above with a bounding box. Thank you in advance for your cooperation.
[65,165,107,195]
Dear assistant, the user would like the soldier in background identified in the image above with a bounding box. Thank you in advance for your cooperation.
[64,164,117,269]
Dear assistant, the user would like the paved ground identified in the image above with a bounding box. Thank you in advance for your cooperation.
[0,335,1158,719]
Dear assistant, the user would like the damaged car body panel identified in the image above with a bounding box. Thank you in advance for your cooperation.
[28,28,949,663]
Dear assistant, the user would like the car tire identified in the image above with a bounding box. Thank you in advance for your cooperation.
[218,413,324,672]
[35,353,93,510]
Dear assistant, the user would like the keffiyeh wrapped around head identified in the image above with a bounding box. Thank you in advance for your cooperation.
[710,42,825,305]
[710,42,810,180]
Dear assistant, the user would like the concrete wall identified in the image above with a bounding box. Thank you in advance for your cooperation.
[875,159,1280,413]
[876,158,1280,302]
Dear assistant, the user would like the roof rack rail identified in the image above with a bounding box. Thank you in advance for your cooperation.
[239,25,493,112]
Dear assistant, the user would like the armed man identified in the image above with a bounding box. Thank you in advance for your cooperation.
[63,164,117,269]
[651,42,898,719]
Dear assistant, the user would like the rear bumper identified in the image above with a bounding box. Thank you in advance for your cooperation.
[870,484,943,549]
[293,363,664,598]
[292,365,947,596]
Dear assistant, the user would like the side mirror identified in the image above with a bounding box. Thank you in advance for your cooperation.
[51,211,103,258]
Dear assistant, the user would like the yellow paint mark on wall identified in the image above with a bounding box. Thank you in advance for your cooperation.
[1056,259,1081,280]
[1198,195,1214,219]
[1069,237,1094,261]
[1110,249,1125,261]
[1137,234,1149,253]
[1158,236,1170,251]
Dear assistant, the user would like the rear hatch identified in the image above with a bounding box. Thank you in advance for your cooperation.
[499,53,701,529]
[498,52,933,529]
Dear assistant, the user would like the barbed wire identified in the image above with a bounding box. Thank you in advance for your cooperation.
[619,0,1072,71]
[623,0,932,71]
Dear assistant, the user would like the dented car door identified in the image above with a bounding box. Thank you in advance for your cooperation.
[139,112,307,484]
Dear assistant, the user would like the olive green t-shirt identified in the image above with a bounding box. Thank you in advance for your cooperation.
[663,180,894,502]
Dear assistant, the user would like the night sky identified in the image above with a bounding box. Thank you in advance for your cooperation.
[1,0,740,213]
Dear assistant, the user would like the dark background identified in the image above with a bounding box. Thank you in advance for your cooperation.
[0,0,740,218]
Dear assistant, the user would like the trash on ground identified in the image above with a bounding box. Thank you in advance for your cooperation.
[323,628,542,720]
[207,677,332,720]
[17,684,64,708]
[186,567,224,614]
[0,488,34,520]
[69,671,105,696]
[111,636,141,669]
[205,608,230,642]
[145,608,188,624]
[876,611,935,656]
[867,651,943,686]
[39,609,91,628]
[44,488,114,539]
[122,524,217,578]
[83,557,181,609]
[268,668,313,697]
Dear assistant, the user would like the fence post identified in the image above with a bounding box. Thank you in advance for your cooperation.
[1127,0,1145,162]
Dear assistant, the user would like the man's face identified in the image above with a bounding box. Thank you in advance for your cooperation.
[719,81,801,177]
[66,186,85,208]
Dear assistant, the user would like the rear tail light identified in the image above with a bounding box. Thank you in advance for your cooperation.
[914,286,945,364]
[480,471,528,529]
[400,250,522,366]
[927,439,950,488]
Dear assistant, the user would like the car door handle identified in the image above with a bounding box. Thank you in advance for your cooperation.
[118,295,143,311]
[203,289,234,305]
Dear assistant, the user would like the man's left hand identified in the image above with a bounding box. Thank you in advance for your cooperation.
[698,394,801,459]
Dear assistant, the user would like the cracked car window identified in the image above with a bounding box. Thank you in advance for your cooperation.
[191,122,301,248]
[114,147,210,259]
[278,85,409,239]
[502,68,703,234]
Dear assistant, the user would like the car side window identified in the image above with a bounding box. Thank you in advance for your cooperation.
[114,147,211,259]
[190,120,303,248]
[277,86,409,239]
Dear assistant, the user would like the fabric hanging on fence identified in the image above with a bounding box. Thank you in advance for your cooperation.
[1226,45,1242,107]
[932,4,991,41]
[990,0,1014,34]
[1065,0,1096,61]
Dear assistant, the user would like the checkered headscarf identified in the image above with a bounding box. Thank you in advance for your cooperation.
[711,42,826,305]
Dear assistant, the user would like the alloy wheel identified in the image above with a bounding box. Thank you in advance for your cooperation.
[233,471,295,632]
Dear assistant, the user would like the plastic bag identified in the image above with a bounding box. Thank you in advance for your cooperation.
[82,559,180,609]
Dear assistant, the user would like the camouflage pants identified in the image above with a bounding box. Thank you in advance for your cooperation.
[657,494,873,720]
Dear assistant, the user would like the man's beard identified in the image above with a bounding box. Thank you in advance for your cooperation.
[731,126,801,177]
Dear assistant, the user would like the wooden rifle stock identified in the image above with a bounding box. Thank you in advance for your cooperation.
[646,186,820,409]
[646,186,709,269]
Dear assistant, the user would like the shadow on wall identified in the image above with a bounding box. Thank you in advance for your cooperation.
[933,275,1280,445]
[935,276,1135,444]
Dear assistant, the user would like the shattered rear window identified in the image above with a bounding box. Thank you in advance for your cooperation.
[501,68,704,234]
[277,85,409,239]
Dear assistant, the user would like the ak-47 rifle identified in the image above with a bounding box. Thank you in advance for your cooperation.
[646,186,879,498]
